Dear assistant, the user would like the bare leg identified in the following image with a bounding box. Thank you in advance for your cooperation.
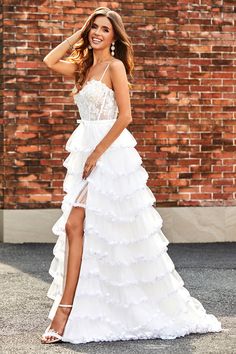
[42,206,85,343]
[61,205,85,304]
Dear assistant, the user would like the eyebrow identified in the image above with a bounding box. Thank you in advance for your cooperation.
[92,22,111,30]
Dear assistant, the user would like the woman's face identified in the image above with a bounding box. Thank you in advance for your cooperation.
[88,15,115,51]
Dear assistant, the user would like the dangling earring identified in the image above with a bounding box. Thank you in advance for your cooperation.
[88,44,92,49]
[111,41,115,56]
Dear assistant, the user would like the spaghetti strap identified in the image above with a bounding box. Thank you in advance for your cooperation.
[99,63,110,82]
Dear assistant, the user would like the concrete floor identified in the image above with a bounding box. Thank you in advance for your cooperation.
[0,243,235,354]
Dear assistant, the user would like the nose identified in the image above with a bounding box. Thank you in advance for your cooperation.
[95,27,101,35]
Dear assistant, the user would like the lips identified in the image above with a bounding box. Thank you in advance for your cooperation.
[92,37,102,43]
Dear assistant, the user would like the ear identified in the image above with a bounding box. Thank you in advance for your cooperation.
[112,34,118,42]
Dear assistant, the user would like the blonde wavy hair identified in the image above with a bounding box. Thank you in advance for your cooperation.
[64,7,134,96]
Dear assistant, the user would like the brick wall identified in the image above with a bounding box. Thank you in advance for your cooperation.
[2,0,236,210]
[0,2,3,209]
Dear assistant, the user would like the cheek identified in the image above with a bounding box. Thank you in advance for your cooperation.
[104,32,113,42]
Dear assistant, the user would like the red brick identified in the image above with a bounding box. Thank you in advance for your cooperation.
[1,1,236,209]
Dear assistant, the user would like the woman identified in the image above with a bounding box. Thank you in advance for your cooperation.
[41,6,222,344]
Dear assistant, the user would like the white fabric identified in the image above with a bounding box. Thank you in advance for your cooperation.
[47,74,222,344]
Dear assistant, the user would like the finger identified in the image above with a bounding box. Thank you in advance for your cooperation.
[83,168,89,179]
[83,170,89,179]
[83,166,93,178]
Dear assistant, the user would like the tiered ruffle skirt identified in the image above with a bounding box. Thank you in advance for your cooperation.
[47,118,222,343]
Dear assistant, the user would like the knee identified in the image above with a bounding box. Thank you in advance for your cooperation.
[65,208,85,241]
[65,220,75,236]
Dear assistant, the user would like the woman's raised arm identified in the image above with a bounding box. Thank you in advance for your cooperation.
[42,29,82,78]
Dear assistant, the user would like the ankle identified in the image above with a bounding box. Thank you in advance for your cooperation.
[58,306,72,314]
[59,303,73,308]
[59,298,73,306]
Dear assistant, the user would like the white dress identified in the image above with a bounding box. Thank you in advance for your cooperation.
[47,63,222,344]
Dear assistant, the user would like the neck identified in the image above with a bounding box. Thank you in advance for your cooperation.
[92,49,113,65]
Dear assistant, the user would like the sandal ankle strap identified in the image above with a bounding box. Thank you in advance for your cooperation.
[58,304,73,308]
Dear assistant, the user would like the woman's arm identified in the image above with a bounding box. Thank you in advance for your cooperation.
[42,29,82,77]
[94,60,133,157]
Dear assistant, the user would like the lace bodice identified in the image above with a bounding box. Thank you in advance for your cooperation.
[73,63,119,122]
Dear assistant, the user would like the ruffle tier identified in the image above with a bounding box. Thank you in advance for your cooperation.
[65,118,137,153]
[48,119,222,344]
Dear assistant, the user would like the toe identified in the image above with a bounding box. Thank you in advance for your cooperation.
[41,335,52,343]
[48,335,57,342]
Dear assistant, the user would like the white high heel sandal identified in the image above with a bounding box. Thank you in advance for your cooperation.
[41,304,72,344]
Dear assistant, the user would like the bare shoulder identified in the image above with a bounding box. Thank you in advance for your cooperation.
[109,59,126,75]
[109,59,128,89]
